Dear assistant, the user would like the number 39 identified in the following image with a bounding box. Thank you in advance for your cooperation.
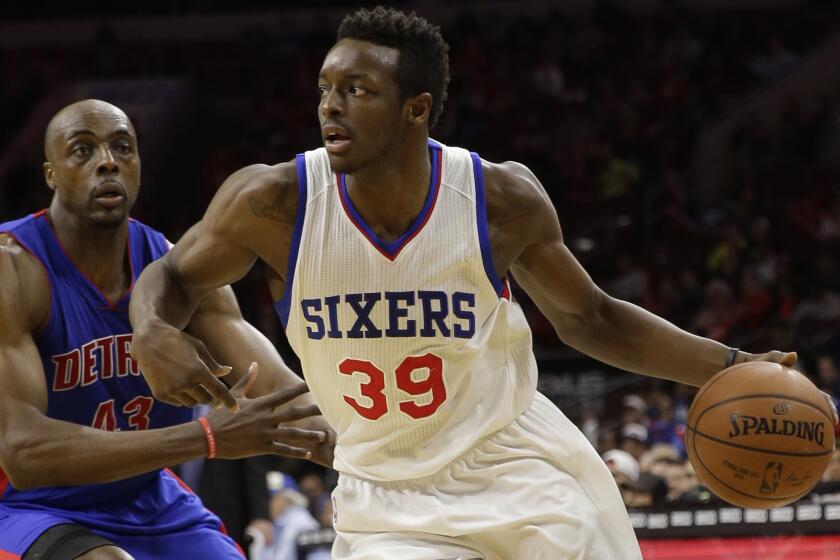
[339,353,446,420]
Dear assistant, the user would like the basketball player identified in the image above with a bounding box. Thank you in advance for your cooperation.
[0,100,334,560]
[129,7,838,560]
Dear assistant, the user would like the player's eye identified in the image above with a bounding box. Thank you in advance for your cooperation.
[318,85,329,97]
[348,84,366,96]
[72,144,91,157]
[114,142,133,155]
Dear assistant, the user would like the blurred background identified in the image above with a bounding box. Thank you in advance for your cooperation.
[2,0,840,558]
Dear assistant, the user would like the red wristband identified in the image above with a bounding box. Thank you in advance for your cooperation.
[197,416,217,459]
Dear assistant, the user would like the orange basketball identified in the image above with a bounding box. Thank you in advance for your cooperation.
[686,361,835,509]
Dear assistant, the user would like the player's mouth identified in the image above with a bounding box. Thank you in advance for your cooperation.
[92,181,127,209]
[323,124,351,155]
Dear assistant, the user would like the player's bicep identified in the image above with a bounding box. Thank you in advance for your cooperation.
[511,227,603,327]
[0,254,50,466]
[166,220,257,293]
[165,164,289,293]
[0,335,49,415]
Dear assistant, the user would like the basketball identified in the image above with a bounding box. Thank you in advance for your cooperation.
[686,361,835,509]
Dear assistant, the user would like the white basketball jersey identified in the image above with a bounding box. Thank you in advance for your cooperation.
[277,139,538,481]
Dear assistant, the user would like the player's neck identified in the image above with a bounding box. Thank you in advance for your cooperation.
[344,139,431,243]
[47,205,130,300]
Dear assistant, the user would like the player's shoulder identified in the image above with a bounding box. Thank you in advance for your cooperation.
[0,233,49,335]
[0,233,42,275]
[223,160,298,194]
[219,161,297,207]
[208,160,300,235]
[478,158,556,230]
[480,159,544,201]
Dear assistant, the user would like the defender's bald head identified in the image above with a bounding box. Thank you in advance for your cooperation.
[44,99,135,162]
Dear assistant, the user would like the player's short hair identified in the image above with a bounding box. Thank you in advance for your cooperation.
[338,6,450,128]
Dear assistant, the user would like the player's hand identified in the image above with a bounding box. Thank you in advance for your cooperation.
[304,424,336,468]
[735,349,840,425]
[735,349,797,368]
[208,362,329,459]
[131,319,237,411]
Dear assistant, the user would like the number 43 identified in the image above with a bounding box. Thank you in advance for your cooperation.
[339,353,446,420]
[92,396,154,431]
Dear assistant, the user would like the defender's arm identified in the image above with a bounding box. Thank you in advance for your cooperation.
[0,237,206,488]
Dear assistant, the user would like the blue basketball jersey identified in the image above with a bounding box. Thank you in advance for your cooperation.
[0,210,194,508]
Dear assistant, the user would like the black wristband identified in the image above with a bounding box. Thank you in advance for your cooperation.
[725,347,740,368]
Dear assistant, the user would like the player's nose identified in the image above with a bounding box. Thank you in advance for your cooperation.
[96,147,119,175]
[320,88,344,118]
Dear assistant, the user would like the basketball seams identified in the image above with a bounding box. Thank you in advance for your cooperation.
[687,363,753,426]
[685,424,833,457]
[690,435,821,503]
[695,393,834,427]
[686,364,835,508]
[689,425,824,504]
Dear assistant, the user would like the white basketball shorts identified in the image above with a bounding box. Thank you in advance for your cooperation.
[330,392,642,560]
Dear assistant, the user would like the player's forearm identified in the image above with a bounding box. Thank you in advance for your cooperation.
[2,416,206,490]
[194,316,335,466]
[194,312,301,397]
[554,293,731,386]
[224,341,336,467]
[130,256,204,334]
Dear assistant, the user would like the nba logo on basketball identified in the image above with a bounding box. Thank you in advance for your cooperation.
[760,462,783,494]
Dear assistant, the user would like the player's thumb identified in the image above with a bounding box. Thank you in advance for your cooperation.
[231,362,259,398]
[779,351,797,367]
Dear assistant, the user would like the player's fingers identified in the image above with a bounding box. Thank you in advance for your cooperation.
[779,351,797,366]
[182,385,215,406]
[231,362,259,400]
[259,382,310,409]
[194,369,238,411]
[178,391,201,407]
[270,441,313,460]
[274,404,322,423]
[153,390,191,408]
[273,427,328,443]
[197,383,231,409]
[193,340,233,378]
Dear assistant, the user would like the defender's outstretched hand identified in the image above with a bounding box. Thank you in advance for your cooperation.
[205,363,328,460]
[733,349,839,425]
[131,320,238,411]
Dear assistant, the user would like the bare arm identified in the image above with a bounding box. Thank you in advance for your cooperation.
[0,236,323,489]
[185,287,335,467]
[129,162,335,466]
[484,161,793,387]
[130,162,297,408]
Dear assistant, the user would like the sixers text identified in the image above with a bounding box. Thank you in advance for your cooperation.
[301,290,476,340]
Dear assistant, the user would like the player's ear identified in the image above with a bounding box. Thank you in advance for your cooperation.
[406,93,432,126]
[43,162,56,191]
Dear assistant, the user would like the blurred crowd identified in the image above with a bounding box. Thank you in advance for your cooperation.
[2,1,840,555]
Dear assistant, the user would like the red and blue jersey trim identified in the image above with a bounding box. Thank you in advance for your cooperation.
[471,152,509,299]
[0,470,8,502]
[274,154,308,328]
[338,140,442,261]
